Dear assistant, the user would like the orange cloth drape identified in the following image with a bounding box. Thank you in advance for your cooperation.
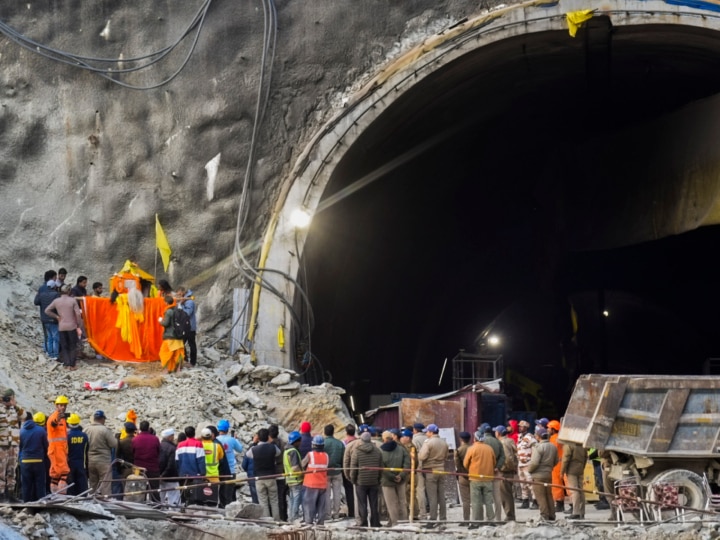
[82,296,166,362]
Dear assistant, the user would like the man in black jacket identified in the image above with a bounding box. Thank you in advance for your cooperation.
[159,429,179,507]
[245,428,281,519]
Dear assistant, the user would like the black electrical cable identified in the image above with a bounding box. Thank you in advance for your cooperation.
[0,0,212,89]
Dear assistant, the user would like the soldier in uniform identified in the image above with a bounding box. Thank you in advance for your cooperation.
[0,389,24,502]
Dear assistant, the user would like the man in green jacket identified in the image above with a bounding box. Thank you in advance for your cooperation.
[323,424,345,520]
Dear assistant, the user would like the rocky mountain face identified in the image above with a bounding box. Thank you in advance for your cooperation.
[0,0,480,335]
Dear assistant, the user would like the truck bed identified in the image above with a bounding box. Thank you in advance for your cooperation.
[559,374,720,458]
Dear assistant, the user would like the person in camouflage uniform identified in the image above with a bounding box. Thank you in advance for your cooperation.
[0,389,24,502]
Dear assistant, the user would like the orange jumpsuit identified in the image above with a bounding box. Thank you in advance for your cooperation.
[47,410,70,492]
[550,433,565,502]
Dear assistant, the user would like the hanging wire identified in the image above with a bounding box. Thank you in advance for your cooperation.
[0,0,213,90]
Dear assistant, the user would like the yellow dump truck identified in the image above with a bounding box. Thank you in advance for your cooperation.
[560,374,720,510]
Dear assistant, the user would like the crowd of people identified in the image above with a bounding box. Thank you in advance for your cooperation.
[0,380,603,527]
[32,267,198,372]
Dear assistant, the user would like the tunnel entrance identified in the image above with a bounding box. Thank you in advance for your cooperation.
[259,6,720,418]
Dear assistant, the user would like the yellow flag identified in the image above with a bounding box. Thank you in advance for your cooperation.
[566,10,594,37]
[155,214,172,272]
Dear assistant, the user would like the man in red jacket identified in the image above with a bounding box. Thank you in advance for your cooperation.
[131,421,161,502]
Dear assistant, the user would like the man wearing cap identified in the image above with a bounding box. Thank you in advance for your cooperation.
[464,430,496,522]
[299,421,313,459]
[159,429,180,507]
[115,421,136,499]
[399,428,417,519]
[380,430,410,526]
[495,425,517,521]
[418,423,449,522]
[517,420,537,509]
[284,431,304,522]
[528,427,558,521]
[66,413,89,495]
[411,423,428,519]
[454,431,472,521]
[350,431,383,527]
[84,410,118,496]
[216,420,243,504]
[0,389,23,502]
[561,440,587,519]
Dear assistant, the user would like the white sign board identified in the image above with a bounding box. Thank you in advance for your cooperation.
[438,427,456,451]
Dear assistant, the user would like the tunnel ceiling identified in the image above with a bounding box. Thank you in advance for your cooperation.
[299,21,720,413]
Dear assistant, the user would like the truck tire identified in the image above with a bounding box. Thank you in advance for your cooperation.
[646,469,706,510]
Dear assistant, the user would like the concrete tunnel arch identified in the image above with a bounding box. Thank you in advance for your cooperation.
[252,0,720,371]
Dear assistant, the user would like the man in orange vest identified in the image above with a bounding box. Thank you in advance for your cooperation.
[47,395,70,493]
[547,419,566,512]
[301,435,329,525]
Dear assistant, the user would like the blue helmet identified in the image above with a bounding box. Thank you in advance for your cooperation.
[217,419,230,432]
[288,431,301,444]
[358,424,370,433]
[312,435,325,447]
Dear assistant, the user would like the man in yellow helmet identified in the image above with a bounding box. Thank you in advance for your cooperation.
[66,413,89,496]
[47,396,70,493]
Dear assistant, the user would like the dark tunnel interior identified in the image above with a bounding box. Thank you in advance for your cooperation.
[297,21,720,419]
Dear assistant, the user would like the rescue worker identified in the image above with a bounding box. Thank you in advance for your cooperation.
[562,440,588,519]
[516,420,537,509]
[66,413,89,495]
[47,395,70,493]
[528,427,558,521]
[200,427,225,505]
[418,423,449,522]
[84,410,117,496]
[19,411,48,502]
[495,425,517,521]
[283,431,304,522]
[380,430,410,527]
[302,434,329,526]
[547,419,566,512]
[0,389,23,502]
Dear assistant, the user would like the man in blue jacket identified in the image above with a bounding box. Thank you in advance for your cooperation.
[19,412,48,502]
[66,414,89,495]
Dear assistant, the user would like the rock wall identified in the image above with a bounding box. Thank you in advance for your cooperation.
[0,0,486,333]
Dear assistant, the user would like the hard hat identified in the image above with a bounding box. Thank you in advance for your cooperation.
[312,435,325,447]
[67,413,81,425]
[55,395,69,405]
[33,412,46,425]
[201,427,213,439]
[217,419,230,432]
[547,420,561,431]
[288,431,301,444]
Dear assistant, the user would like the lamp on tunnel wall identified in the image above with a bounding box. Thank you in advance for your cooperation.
[290,207,312,229]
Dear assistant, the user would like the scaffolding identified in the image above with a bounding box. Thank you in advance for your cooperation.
[451,350,503,390]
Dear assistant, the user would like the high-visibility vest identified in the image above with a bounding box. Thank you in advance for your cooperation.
[303,451,328,489]
[283,447,303,486]
[202,440,219,480]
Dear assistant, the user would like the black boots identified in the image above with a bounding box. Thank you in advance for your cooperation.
[520,499,529,509]
[555,501,565,512]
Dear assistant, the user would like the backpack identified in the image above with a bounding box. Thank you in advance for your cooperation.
[172,308,191,339]
[500,439,518,473]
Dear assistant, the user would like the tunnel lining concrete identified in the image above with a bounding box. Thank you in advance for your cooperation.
[253,0,720,369]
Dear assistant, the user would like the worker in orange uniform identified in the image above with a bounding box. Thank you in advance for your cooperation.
[47,395,70,493]
[547,419,566,512]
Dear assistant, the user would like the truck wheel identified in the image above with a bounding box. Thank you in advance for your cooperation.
[647,469,706,510]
